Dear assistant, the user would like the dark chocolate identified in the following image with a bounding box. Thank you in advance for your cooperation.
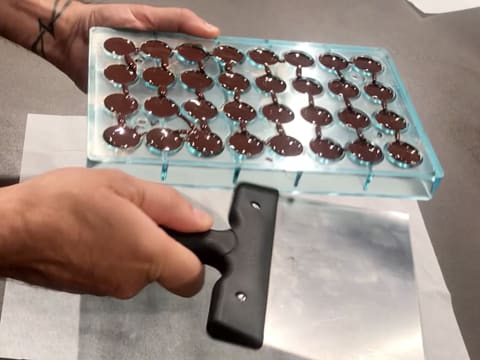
[219,72,250,92]
[140,40,171,61]
[103,125,142,149]
[181,70,213,91]
[375,110,407,132]
[310,138,344,160]
[268,135,303,156]
[104,94,138,116]
[143,67,175,88]
[352,56,382,74]
[223,101,257,122]
[292,78,322,96]
[262,103,294,124]
[301,106,332,126]
[365,83,394,102]
[176,43,208,63]
[229,131,264,157]
[387,141,422,167]
[213,45,244,64]
[144,97,179,118]
[187,128,224,156]
[104,64,136,85]
[347,139,383,164]
[248,48,279,66]
[104,37,136,56]
[146,128,184,152]
[328,79,359,99]
[338,108,370,130]
[183,98,218,121]
[284,51,314,67]
[256,74,286,93]
[319,54,349,71]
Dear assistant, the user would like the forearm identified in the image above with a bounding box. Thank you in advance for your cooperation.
[0,0,77,66]
[0,185,28,276]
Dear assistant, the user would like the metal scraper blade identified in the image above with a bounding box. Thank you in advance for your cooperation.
[74,184,424,360]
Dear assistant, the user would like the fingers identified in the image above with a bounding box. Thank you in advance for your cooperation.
[95,5,220,38]
[124,183,211,296]
[120,200,206,297]
[131,7,220,38]
[152,229,205,297]
[122,182,210,296]
[100,171,211,296]
[131,177,213,233]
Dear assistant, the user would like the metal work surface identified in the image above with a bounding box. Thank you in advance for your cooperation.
[0,0,478,358]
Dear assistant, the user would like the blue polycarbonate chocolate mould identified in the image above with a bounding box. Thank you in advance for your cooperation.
[87,27,443,199]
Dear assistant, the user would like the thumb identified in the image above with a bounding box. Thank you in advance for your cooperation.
[92,5,220,38]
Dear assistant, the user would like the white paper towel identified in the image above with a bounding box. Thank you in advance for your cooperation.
[407,0,479,14]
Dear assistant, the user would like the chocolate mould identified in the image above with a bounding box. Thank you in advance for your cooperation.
[87,27,443,199]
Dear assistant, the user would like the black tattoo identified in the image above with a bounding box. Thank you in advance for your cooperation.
[30,0,73,57]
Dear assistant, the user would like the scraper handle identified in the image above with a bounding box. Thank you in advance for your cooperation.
[166,183,279,349]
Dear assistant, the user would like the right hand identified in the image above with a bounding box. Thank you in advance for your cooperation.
[0,168,212,298]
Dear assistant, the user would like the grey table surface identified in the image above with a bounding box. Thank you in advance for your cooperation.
[0,0,478,358]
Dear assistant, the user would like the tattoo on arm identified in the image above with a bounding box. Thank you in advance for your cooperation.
[30,0,73,57]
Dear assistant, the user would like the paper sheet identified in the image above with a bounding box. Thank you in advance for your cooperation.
[0,114,470,360]
[407,0,480,14]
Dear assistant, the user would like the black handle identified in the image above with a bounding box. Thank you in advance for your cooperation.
[166,183,279,349]
[166,229,236,273]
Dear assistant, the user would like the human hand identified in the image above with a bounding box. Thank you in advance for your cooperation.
[55,2,220,91]
[0,168,212,298]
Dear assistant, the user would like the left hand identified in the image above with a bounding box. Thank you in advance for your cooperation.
[55,2,220,91]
